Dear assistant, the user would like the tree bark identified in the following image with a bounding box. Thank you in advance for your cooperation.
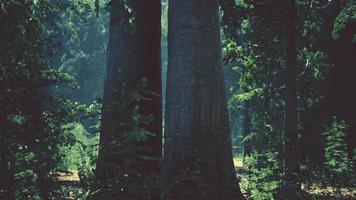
[284,0,299,186]
[162,0,244,199]
[94,1,161,199]
[274,2,303,199]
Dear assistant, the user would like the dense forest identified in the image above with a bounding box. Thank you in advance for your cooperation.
[0,0,355,199]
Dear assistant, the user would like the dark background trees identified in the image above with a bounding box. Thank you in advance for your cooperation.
[222,0,355,198]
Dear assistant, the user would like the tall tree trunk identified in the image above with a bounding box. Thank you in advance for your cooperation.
[284,0,299,186]
[94,1,161,199]
[162,0,244,199]
[320,0,342,119]
[275,1,303,198]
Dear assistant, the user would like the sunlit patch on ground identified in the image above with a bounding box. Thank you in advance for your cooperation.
[233,156,244,168]
[302,184,356,199]
[54,170,80,182]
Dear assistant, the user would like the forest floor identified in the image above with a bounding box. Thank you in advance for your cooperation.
[55,158,355,199]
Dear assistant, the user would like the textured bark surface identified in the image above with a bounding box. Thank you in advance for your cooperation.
[94,1,161,199]
[162,0,244,199]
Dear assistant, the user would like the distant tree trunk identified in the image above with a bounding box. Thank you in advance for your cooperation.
[162,0,244,199]
[94,1,161,199]
[284,0,299,186]
[243,101,252,158]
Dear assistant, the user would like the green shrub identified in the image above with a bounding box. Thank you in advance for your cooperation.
[242,151,282,199]
[323,117,354,192]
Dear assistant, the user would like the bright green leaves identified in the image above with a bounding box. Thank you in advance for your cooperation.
[322,117,354,190]
[236,0,249,8]
[332,0,356,40]
[323,118,352,174]
[42,69,78,88]
[222,40,243,64]
[232,88,263,102]
[242,152,281,200]
[298,49,330,80]
[58,123,99,173]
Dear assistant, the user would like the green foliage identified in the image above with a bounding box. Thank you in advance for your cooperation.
[0,0,103,199]
[223,0,356,198]
[323,118,354,188]
[56,122,99,198]
[242,151,282,200]
[58,123,98,171]
[332,1,356,40]
[233,88,263,102]
[53,1,107,104]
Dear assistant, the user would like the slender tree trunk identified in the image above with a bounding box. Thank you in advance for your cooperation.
[162,0,244,199]
[275,2,303,199]
[284,0,299,186]
[94,1,161,199]
[321,0,342,119]
[243,101,252,158]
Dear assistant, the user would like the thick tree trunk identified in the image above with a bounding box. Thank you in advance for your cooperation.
[94,1,161,199]
[162,0,244,199]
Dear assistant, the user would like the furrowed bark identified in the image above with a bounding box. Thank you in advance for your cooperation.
[94,1,161,199]
[162,0,244,199]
